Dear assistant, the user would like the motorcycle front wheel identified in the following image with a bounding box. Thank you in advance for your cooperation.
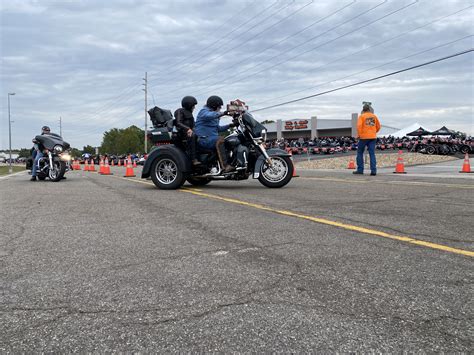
[48,158,66,182]
[258,156,293,188]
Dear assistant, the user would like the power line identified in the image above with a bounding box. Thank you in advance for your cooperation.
[195,0,355,86]
[149,0,315,97]
[252,35,472,106]
[68,2,258,120]
[252,48,473,112]
[158,0,394,105]
[148,0,258,71]
[147,0,282,85]
[185,0,419,101]
[79,84,142,121]
[66,99,144,135]
[253,5,473,106]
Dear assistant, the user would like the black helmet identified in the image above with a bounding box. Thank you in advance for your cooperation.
[181,96,197,111]
[41,126,50,133]
[206,95,224,110]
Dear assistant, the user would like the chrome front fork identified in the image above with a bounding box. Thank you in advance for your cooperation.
[48,151,54,169]
[259,144,273,166]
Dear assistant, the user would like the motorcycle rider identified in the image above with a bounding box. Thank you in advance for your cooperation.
[195,95,236,173]
[174,96,200,166]
[30,125,50,181]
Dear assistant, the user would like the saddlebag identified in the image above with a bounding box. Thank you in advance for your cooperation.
[147,127,172,144]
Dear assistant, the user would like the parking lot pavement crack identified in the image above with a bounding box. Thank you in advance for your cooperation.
[127,268,303,327]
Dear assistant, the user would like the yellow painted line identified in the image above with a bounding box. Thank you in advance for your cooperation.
[300,176,474,189]
[104,175,474,257]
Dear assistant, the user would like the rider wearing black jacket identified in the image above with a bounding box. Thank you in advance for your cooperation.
[174,96,200,166]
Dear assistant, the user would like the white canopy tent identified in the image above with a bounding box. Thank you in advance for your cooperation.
[381,123,433,138]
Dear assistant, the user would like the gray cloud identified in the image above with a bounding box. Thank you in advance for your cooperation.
[1,0,473,150]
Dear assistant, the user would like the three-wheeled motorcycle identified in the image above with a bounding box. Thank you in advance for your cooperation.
[142,105,294,190]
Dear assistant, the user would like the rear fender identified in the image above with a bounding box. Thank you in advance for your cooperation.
[253,148,291,179]
[142,145,191,178]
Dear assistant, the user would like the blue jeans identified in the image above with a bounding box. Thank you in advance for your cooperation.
[32,151,43,177]
[197,136,219,150]
[356,139,376,173]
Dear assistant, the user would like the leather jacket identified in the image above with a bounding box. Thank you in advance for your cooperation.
[174,108,195,135]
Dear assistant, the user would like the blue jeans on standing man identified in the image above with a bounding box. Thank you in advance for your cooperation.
[356,139,377,174]
[32,150,43,177]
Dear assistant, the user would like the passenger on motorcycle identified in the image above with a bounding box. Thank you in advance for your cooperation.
[174,96,200,166]
[30,125,50,181]
[194,95,236,173]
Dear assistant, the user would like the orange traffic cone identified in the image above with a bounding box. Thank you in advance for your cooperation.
[76,160,82,170]
[102,158,113,175]
[98,158,105,174]
[347,157,356,169]
[124,158,136,177]
[111,159,115,167]
[292,164,299,177]
[459,153,472,173]
[89,159,96,172]
[118,159,122,167]
[133,160,137,168]
[84,160,89,171]
[393,150,407,174]
[288,152,299,178]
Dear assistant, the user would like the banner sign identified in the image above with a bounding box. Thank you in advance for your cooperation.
[284,120,308,130]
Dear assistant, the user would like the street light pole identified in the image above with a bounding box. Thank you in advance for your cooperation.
[7,93,16,174]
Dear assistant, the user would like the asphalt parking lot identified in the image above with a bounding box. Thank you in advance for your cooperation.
[1,163,472,352]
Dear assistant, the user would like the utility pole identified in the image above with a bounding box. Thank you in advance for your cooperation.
[59,116,62,137]
[143,72,148,153]
[7,93,15,174]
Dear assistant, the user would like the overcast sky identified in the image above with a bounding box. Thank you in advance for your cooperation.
[1,0,473,149]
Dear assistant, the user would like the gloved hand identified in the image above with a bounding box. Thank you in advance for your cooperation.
[221,110,230,116]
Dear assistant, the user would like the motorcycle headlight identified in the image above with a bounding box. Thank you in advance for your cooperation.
[60,153,71,161]
[54,145,64,153]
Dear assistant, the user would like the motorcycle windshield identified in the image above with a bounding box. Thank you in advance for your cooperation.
[242,112,266,138]
[35,134,70,150]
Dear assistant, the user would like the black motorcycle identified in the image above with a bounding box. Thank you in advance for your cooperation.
[26,133,71,181]
[142,108,294,189]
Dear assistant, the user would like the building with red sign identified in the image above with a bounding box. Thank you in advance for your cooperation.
[264,114,397,140]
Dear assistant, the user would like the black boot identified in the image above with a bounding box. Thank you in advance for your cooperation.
[216,138,235,173]
[30,176,37,181]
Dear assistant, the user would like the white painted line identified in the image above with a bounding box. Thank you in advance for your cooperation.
[0,170,28,180]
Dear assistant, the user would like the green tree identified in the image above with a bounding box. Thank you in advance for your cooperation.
[101,128,121,155]
[70,148,82,159]
[100,125,144,155]
[83,145,95,155]
[18,148,32,158]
